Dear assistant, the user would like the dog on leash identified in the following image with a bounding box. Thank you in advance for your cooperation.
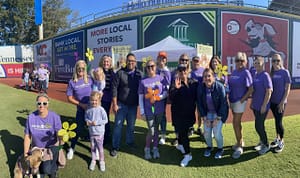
[14,148,44,178]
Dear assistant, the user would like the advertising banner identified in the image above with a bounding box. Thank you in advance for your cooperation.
[111,45,131,69]
[53,31,84,82]
[292,21,300,84]
[87,19,138,69]
[221,11,289,73]
[143,11,215,61]
[0,45,33,78]
[33,40,52,70]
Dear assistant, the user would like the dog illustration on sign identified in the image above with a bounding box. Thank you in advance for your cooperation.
[244,19,285,59]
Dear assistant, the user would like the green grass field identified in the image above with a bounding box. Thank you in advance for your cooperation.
[1,83,300,178]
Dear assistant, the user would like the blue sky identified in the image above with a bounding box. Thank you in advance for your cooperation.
[66,0,270,17]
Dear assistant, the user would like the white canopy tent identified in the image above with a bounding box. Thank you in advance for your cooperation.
[132,36,197,61]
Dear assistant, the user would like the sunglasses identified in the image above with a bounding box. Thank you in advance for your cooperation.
[146,65,155,69]
[272,59,280,63]
[180,58,189,62]
[37,102,48,106]
[235,59,245,63]
[77,67,85,71]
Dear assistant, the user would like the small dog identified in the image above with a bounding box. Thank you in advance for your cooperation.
[14,148,44,178]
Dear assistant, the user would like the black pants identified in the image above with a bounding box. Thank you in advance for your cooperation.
[270,102,285,139]
[178,128,190,155]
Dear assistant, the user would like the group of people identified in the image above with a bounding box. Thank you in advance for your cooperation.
[22,63,50,93]
[22,51,291,177]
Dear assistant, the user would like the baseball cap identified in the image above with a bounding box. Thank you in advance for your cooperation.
[157,51,167,58]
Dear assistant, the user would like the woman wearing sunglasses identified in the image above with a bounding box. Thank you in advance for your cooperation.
[269,53,291,153]
[138,59,167,160]
[228,52,253,159]
[66,60,93,160]
[169,63,198,167]
[23,93,62,177]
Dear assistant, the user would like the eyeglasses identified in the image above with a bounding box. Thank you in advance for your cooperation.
[146,65,155,69]
[77,67,85,71]
[37,102,48,106]
[235,59,245,63]
[127,60,136,63]
[180,58,189,62]
[272,59,280,63]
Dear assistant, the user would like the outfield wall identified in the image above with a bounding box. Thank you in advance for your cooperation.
[32,4,300,87]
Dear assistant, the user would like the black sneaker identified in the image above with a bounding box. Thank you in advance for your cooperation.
[110,149,118,157]
[171,138,178,146]
[270,138,279,148]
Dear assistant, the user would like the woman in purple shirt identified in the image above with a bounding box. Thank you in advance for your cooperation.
[251,56,273,155]
[269,53,291,153]
[139,59,167,160]
[228,52,253,159]
[24,93,62,177]
[66,60,93,160]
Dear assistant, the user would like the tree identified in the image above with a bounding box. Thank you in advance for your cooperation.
[42,0,71,38]
[0,0,71,45]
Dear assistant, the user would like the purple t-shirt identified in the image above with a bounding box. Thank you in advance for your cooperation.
[138,75,166,116]
[270,69,291,104]
[228,68,253,103]
[252,71,273,111]
[38,68,48,81]
[24,111,61,148]
[191,67,205,83]
[206,88,216,114]
[66,77,93,111]
[156,67,171,91]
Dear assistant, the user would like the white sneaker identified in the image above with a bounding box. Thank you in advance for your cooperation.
[259,144,270,155]
[152,147,160,159]
[232,141,245,150]
[254,141,263,151]
[89,160,96,171]
[95,149,99,160]
[144,147,152,160]
[232,147,243,159]
[67,148,74,160]
[176,144,185,154]
[100,161,105,172]
[180,154,192,167]
[159,137,166,145]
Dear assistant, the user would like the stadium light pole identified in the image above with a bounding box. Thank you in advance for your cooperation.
[35,0,43,40]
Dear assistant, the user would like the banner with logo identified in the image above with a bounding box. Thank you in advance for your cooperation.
[53,31,84,82]
[292,21,300,84]
[221,11,289,74]
[87,19,138,69]
[33,39,52,70]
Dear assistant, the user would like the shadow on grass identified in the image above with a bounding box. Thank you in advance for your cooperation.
[0,129,23,178]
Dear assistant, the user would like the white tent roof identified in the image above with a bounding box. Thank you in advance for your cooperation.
[132,36,197,61]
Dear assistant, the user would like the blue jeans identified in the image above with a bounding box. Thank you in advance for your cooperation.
[253,109,268,145]
[112,102,137,150]
[203,113,224,149]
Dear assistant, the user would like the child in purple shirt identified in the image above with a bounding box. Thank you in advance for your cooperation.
[139,60,167,160]
[85,91,108,172]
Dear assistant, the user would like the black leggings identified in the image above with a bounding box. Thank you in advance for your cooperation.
[270,102,285,139]
[178,128,190,155]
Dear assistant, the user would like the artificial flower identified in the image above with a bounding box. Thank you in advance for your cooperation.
[215,64,228,79]
[58,122,77,142]
[85,48,94,61]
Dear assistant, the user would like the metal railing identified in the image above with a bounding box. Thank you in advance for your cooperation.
[67,0,268,31]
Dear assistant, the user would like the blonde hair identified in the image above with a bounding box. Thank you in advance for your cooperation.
[36,93,49,101]
[98,55,112,69]
[90,91,102,101]
[270,53,283,77]
[235,52,248,67]
[72,60,88,83]
[178,53,191,72]
[91,67,105,81]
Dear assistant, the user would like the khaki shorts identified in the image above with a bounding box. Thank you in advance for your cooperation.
[230,100,247,113]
